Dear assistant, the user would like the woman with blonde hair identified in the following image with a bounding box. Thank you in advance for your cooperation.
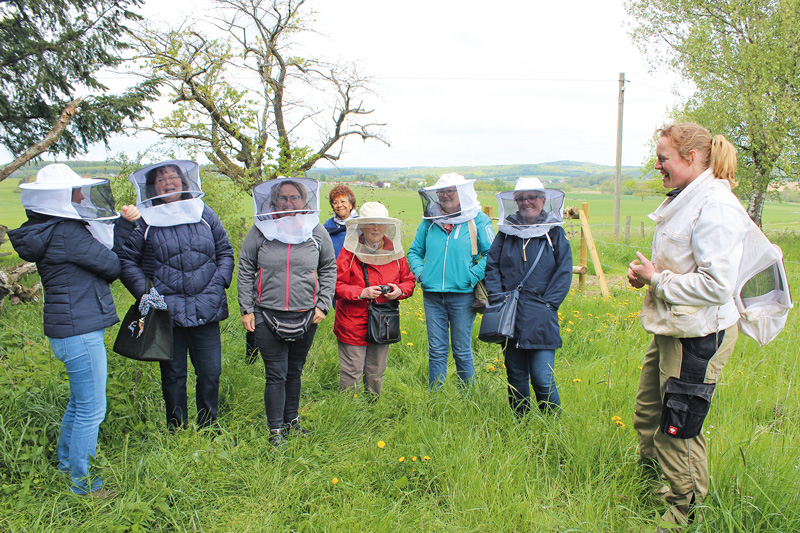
[628,122,745,530]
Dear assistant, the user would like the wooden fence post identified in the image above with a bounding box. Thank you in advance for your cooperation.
[579,202,588,291]
[625,216,631,244]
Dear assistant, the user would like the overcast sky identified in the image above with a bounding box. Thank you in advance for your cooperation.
[24,0,691,170]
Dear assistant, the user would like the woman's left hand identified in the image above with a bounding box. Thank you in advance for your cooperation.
[312,307,326,324]
[120,205,141,222]
[384,283,403,300]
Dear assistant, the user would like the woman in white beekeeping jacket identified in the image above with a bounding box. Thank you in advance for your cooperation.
[627,122,749,530]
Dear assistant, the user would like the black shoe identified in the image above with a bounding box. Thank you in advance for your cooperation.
[283,417,309,436]
[269,428,286,447]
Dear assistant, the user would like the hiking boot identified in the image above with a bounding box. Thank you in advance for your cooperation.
[268,428,287,448]
[283,417,309,436]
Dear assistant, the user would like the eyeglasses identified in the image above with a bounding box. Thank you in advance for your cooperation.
[155,175,181,185]
[277,195,303,203]
[436,189,457,197]
[515,194,545,203]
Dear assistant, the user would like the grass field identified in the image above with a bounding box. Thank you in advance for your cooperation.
[1,181,799,532]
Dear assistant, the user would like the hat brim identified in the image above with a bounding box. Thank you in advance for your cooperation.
[422,179,476,191]
[19,177,106,190]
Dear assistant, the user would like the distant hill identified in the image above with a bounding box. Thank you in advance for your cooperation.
[4,159,647,185]
[307,160,645,184]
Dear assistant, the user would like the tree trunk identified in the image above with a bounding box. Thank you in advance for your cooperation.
[747,188,765,228]
[0,262,40,311]
[0,98,83,183]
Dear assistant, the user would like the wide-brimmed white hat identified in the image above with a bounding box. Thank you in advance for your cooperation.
[514,177,545,191]
[358,201,389,219]
[423,172,475,191]
[20,163,104,190]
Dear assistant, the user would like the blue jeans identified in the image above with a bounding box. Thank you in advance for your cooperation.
[159,322,222,431]
[504,345,561,416]
[49,329,107,495]
[423,291,476,390]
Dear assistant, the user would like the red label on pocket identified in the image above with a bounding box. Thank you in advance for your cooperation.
[668,426,678,435]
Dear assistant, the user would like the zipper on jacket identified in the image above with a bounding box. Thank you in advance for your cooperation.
[285,244,292,310]
[442,232,450,289]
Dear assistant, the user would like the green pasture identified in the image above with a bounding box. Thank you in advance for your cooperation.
[1,178,799,531]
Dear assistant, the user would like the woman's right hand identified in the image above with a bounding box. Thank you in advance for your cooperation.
[241,312,255,332]
[359,286,382,300]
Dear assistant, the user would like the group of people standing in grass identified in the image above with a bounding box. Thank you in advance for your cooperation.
[11,120,749,532]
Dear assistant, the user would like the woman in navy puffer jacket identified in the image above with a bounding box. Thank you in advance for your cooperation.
[8,164,139,497]
[119,161,234,432]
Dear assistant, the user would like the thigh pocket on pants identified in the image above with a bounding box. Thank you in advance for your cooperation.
[659,377,716,439]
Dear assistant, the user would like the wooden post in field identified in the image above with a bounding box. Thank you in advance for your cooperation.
[625,216,631,244]
[482,205,493,218]
[613,72,625,237]
[640,222,645,237]
[578,204,611,298]
[579,202,588,290]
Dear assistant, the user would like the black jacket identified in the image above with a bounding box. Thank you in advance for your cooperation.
[8,212,134,338]
[484,227,573,349]
[118,206,234,328]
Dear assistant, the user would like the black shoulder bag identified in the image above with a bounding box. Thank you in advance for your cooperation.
[113,279,174,362]
[361,262,401,345]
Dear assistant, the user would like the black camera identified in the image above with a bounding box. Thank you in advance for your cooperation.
[378,285,392,294]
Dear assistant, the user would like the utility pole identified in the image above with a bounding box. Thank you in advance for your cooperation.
[614,72,625,237]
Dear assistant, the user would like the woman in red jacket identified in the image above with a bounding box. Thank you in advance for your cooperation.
[334,202,415,396]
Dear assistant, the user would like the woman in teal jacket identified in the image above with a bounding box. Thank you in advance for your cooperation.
[408,173,494,390]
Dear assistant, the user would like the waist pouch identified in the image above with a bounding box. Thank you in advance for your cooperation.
[261,309,314,342]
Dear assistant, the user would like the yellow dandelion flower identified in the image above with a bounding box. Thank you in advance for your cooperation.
[637,366,643,370]
[377,441,386,449]
[423,456,430,461]
[565,327,572,332]
[568,320,574,325]
[332,477,339,484]
[738,370,744,375]
[399,457,405,463]
[573,378,582,383]
[494,358,499,363]
[407,342,414,346]
[353,394,358,398]
[615,420,626,428]
[401,330,407,334]
[611,416,622,421]
[412,456,418,462]
[488,364,495,372]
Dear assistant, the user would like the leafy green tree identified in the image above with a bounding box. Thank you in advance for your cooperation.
[136,0,387,191]
[0,0,159,181]
[625,0,800,226]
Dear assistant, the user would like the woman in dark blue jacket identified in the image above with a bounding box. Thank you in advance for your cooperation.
[8,164,139,497]
[484,178,572,416]
[118,161,234,431]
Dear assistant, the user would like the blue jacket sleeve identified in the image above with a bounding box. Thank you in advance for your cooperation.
[63,223,121,282]
[542,227,573,308]
[468,212,495,283]
[407,220,430,279]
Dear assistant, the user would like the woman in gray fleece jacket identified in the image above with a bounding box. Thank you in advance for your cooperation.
[238,178,336,447]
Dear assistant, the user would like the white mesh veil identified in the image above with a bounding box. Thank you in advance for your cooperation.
[418,173,481,225]
[496,188,565,239]
[343,216,404,266]
[129,160,205,227]
[252,177,321,244]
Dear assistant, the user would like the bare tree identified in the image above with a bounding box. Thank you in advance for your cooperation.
[137,0,387,190]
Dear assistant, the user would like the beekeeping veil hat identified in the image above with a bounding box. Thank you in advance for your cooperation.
[252,177,321,244]
[20,163,120,248]
[418,172,481,226]
[343,201,404,266]
[129,160,205,227]
[496,177,565,239]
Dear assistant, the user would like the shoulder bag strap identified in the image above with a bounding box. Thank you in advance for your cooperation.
[517,240,546,290]
[467,219,478,265]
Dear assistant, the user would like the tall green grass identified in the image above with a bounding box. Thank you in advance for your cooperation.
[0,186,798,531]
